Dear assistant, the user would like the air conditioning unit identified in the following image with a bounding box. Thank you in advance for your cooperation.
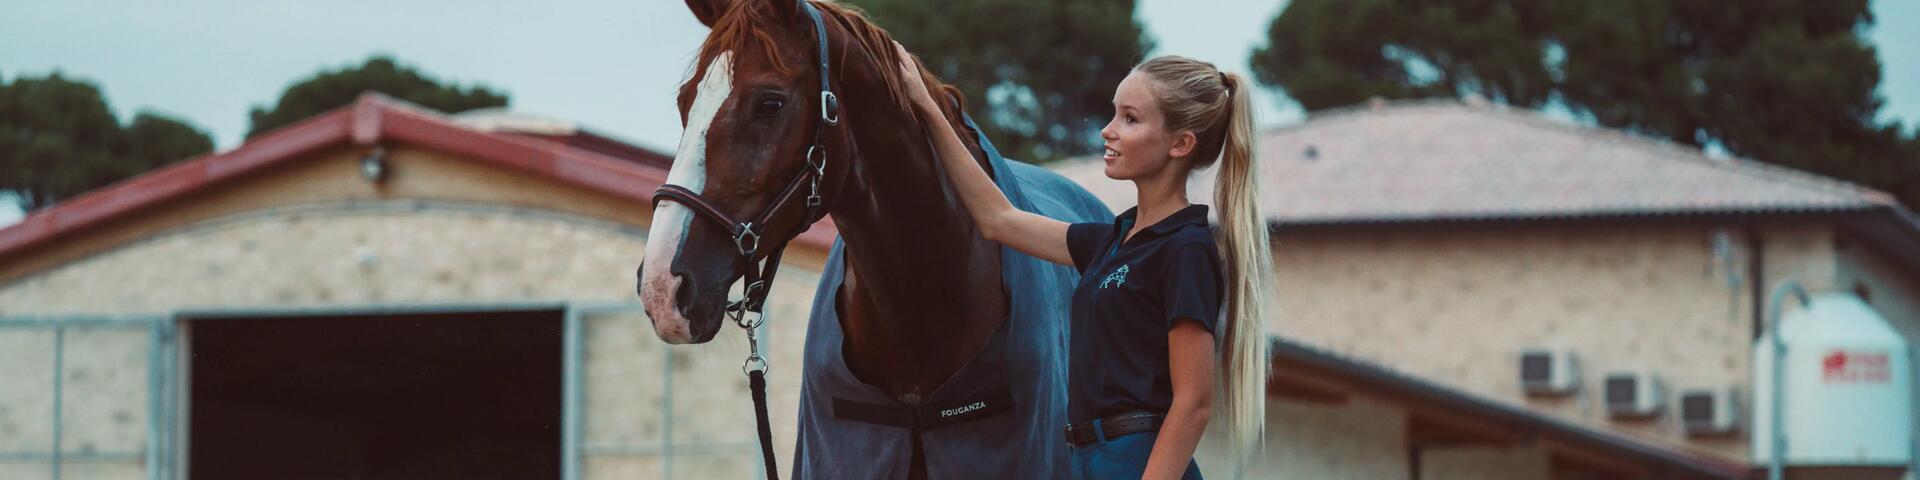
[1519,349,1580,396]
[1604,372,1666,418]
[1680,388,1741,436]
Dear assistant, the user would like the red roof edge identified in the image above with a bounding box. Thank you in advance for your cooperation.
[0,105,355,255]
[0,93,838,262]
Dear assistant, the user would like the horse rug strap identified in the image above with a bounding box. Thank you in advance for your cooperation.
[832,388,1015,432]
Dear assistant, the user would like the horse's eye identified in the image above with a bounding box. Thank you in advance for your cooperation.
[755,97,785,116]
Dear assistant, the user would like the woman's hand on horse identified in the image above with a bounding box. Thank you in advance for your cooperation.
[893,41,938,112]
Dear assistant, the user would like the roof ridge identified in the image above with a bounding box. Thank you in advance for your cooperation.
[1262,97,1468,136]
[1468,104,1895,207]
[1271,98,1893,208]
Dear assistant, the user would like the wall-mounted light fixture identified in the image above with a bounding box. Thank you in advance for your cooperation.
[360,146,388,183]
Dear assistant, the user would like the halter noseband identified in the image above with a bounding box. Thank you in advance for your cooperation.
[651,0,841,327]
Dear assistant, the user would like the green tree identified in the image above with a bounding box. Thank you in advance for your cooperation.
[247,55,508,138]
[0,72,213,210]
[845,0,1153,162]
[1250,0,1555,111]
[1252,0,1920,209]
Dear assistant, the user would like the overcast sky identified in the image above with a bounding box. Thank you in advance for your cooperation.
[3,0,1916,225]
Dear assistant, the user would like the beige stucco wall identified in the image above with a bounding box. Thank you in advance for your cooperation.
[0,204,642,313]
[1268,223,1840,462]
[1423,444,1555,480]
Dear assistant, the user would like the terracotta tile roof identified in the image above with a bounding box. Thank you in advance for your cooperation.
[0,93,839,259]
[1054,98,1897,226]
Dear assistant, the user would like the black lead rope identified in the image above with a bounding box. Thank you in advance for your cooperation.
[740,249,784,480]
[749,369,778,479]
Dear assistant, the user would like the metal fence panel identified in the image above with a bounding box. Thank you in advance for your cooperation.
[0,317,168,480]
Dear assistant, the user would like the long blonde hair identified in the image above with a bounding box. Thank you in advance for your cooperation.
[1136,55,1273,473]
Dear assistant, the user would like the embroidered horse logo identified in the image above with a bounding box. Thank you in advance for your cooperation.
[1099,265,1130,289]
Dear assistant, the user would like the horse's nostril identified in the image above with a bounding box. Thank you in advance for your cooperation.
[675,300,695,327]
[673,271,697,313]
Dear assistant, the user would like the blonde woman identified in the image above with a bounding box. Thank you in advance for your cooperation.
[897,45,1273,480]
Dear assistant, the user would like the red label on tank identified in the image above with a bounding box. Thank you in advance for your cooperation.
[1821,350,1891,384]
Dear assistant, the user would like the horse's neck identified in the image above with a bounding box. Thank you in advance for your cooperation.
[830,102,1009,402]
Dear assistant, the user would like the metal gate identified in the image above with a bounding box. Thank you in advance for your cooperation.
[567,303,771,480]
[0,315,179,480]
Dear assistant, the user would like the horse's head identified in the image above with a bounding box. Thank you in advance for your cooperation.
[639,0,854,344]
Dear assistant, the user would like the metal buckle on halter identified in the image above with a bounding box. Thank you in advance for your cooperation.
[804,145,828,207]
[726,279,767,322]
[730,284,769,376]
[742,353,768,376]
[728,299,765,330]
[733,223,761,257]
[742,337,769,375]
[736,306,768,376]
[821,91,841,126]
[806,145,828,173]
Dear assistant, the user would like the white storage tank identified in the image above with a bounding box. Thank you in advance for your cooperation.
[1753,292,1913,480]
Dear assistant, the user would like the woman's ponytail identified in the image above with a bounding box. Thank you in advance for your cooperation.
[1213,71,1272,472]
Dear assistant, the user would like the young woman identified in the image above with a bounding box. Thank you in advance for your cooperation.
[896,45,1275,480]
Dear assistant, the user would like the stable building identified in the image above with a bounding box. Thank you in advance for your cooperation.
[0,93,833,479]
[1057,98,1919,479]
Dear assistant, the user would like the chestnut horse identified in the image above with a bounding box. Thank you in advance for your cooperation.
[637,0,1110,477]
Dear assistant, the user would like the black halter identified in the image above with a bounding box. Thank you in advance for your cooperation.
[652,0,839,324]
[648,2,839,478]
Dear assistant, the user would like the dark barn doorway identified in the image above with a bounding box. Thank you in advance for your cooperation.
[187,309,562,479]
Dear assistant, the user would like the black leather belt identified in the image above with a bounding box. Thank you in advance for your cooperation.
[1064,410,1163,447]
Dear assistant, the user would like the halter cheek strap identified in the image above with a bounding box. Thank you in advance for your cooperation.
[806,1,839,127]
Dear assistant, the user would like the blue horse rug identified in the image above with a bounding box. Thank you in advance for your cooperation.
[790,118,1112,479]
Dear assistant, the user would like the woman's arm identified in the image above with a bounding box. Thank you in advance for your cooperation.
[895,42,1074,266]
[1144,320,1215,479]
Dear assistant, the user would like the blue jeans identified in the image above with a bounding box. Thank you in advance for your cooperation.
[1068,425,1203,480]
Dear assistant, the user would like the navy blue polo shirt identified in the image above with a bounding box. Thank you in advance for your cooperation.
[1064,204,1223,424]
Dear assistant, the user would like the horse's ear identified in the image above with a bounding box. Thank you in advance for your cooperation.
[686,0,729,27]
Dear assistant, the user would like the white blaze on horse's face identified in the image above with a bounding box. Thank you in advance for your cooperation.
[643,51,732,344]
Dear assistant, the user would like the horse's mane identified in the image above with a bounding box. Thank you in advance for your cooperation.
[693,1,973,138]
